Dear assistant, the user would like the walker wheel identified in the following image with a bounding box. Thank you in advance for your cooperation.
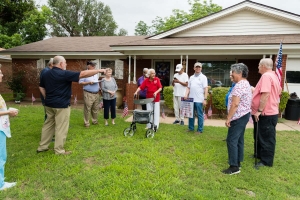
[132,124,137,133]
[124,128,134,137]
[145,129,155,138]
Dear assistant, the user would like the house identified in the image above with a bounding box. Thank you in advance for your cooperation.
[0,0,300,109]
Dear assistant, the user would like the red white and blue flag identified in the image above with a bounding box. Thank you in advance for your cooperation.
[275,42,283,84]
[122,102,128,118]
[32,93,36,102]
[161,106,166,119]
[208,106,212,117]
[74,95,77,105]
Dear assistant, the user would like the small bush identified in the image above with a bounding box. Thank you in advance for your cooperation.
[212,87,229,117]
[163,86,174,110]
[279,91,289,114]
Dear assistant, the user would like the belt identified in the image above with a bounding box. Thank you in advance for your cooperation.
[84,90,98,94]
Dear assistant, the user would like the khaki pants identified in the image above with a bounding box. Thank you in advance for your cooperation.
[173,96,184,121]
[37,106,70,154]
[83,91,100,126]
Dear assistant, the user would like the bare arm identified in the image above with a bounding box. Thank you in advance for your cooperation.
[79,69,106,78]
[225,95,240,127]
[254,92,270,121]
[203,87,208,106]
[39,87,46,99]
[184,87,190,99]
[173,79,188,87]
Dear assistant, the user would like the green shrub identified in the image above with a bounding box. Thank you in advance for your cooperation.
[163,86,174,110]
[279,91,289,114]
[212,87,229,117]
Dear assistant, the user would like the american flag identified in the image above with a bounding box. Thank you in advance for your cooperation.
[32,93,36,102]
[208,106,212,117]
[99,100,103,109]
[275,42,283,84]
[74,95,77,105]
[122,102,128,118]
[161,106,166,119]
[203,112,207,120]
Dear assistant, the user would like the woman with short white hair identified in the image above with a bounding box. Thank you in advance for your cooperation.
[134,69,162,131]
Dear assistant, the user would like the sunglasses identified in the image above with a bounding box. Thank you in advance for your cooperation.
[195,66,202,68]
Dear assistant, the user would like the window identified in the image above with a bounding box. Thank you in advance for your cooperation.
[101,60,115,76]
[201,61,236,87]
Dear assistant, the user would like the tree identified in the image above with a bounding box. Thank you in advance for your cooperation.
[117,28,128,36]
[0,0,36,36]
[134,21,153,36]
[48,0,127,36]
[0,1,49,48]
[134,0,222,35]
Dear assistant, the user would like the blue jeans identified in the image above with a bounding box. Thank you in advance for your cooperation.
[226,113,250,167]
[0,131,7,188]
[188,102,204,132]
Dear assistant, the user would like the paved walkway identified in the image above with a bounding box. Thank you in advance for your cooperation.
[125,115,300,131]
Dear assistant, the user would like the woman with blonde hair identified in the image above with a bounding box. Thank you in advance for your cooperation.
[100,68,118,126]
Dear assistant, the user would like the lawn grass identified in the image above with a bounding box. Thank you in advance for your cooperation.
[1,103,300,199]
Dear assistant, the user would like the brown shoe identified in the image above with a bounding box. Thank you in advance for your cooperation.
[56,151,72,155]
[195,131,202,135]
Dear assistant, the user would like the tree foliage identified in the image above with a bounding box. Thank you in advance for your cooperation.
[48,0,126,36]
[135,0,222,35]
[0,0,48,48]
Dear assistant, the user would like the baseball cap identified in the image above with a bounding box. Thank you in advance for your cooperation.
[87,61,97,66]
[175,64,183,72]
[194,62,202,67]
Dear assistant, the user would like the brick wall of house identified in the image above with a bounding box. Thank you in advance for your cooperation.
[0,61,12,94]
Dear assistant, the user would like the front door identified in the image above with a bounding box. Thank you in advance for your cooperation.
[154,61,171,100]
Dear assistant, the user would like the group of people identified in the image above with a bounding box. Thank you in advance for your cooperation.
[0,57,282,191]
[223,58,281,175]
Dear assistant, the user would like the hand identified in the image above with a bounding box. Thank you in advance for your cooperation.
[184,96,188,100]
[134,93,137,98]
[89,82,93,85]
[153,92,157,98]
[173,79,179,83]
[203,99,207,107]
[254,112,261,122]
[225,119,231,127]
[8,110,18,117]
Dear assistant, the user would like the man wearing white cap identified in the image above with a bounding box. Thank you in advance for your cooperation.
[184,62,208,134]
[172,64,189,125]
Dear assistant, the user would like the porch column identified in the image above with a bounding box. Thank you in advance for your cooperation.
[133,55,137,83]
[128,55,131,83]
[269,55,273,58]
[263,55,266,58]
[186,55,189,74]
[180,55,183,64]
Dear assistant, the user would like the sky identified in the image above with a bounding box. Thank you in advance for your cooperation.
[36,0,300,36]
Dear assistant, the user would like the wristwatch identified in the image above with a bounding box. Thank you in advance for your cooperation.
[258,109,263,112]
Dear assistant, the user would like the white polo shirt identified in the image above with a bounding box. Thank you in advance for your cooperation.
[188,73,208,103]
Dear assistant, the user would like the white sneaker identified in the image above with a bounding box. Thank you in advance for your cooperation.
[0,182,17,190]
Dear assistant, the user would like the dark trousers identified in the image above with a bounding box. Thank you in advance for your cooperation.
[103,98,116,119]
[139,95,147,110]
[226,112,250,167]
[252,114,278,166]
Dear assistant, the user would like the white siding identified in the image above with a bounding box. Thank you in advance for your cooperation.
[285,57,300,96]
[172,10,300,37]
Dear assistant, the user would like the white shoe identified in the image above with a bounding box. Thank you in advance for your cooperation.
[0,182,17,190]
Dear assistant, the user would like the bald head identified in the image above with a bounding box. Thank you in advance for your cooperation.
[53,56,67,70]
[259,58,273,69]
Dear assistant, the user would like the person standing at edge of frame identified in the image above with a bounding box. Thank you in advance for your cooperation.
[184,62,208,135]
[251,58,281,168]
[0,65,19,190]
[79,61,101,128]
[137,68,149,110]
[172,64,189,125]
